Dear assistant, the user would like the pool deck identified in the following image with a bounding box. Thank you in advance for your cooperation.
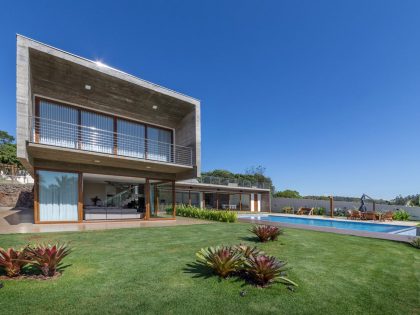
[239,213,418,242]
[0,207,212,234]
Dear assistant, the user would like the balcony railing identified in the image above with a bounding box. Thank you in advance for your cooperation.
[183,175,271,189]
[29,116,193,167]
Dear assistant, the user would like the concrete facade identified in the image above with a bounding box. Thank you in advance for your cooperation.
[16,34,201,179]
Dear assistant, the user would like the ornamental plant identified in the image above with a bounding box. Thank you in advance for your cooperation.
[24,242,71,277]
[250,225,283,242]
[245,254,297,287]
[0,247,28,277]
[195,243,297,288]
[168,205,237,223]
[196,245,243,278]
[410,237,420,249]
[393,210,410,221]
[233,244,264,259]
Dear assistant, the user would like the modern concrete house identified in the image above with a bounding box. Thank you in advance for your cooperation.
[16,35,270,223]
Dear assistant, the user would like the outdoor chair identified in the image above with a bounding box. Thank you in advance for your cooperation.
[347,210,361,220]
[296,207,313,215]
[380,211,394,222]
[361,211,376,220]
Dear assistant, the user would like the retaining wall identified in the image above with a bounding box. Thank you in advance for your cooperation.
[0,183,34,208]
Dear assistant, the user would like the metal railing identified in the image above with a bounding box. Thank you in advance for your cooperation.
[194,175,271,189]
[29,116,193,166]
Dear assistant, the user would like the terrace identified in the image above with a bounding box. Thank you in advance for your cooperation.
[29,115,193,167]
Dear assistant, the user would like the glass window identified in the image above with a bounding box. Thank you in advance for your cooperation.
[38,100,78,148]
[81,111,113,154]
[117,119,145,158]
[149,181,174,218]
[241,194,251,211]
[147,127,172,162]
[38,170,79,222]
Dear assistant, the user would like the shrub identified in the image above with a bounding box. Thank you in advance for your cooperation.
[172,205,237,223]
[313,207,325,215]
[250,225,283,242]
[410,237,420,249]
[0,247,28,277]
[393,210,410,221]
[196,246,243,278]
[245,254,297,287]
[25,243,71,277]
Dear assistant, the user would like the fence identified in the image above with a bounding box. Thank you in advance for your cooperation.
[272,197,420,220]
[0,164,33,184]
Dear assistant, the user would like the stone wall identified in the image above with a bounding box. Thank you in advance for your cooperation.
[0,183,34,208]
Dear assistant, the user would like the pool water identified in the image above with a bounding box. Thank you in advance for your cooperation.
[240,215,410,234]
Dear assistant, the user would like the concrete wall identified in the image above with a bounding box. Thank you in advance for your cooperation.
[16,35,201,178]
[272,197,420,220]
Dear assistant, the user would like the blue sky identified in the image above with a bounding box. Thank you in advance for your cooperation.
[1,1,420,199]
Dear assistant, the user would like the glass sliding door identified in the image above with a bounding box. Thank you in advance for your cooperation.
[38,100,78,148]
[117,119,145,158]
[81,111,114,154]
[37,170,79,222]
[149,181,174,218]
[241,194,251,211]
[147,127,172,162]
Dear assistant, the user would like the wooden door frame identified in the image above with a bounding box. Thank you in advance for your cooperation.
[34,167,83,224]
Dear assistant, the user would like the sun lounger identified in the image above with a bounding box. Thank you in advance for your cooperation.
[296,207,313,215]
[347,210,361,220]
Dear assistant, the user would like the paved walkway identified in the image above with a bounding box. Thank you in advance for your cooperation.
[0,207,212,234]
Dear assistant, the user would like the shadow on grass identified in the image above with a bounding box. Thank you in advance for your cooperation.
[183,262,214,279]
[238,236,260,243]
[183,262,249,287]
[22,262,72,277]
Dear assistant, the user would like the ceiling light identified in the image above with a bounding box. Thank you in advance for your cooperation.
[152,105,158,110]
[85,84,92,90]
[146,166,151,169]
[94,160,101,163]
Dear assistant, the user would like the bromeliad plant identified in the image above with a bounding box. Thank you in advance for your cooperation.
[233,244,264,259]
[250,225,283,242]
[24,242,71,277]
[0,247,28,277]
[196,246,243,278]
[410,237,420,249]
[195,244,297,289]
[245,254,297,287]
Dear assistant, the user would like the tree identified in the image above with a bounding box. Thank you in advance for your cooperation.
[0,131,15,145]
[273,190,301,199]
[0,130,22,167]
[202,166,275,193]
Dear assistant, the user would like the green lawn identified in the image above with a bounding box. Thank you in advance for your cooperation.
[0,223,418,315]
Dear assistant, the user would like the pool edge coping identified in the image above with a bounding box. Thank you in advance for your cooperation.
[238,217,416,243]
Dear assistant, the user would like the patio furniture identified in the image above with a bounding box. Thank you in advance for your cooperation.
[282,207,294,214]
[297,207,313,215]
[222,204,237,210]
[361,211,376,220]
[347,210,361,220]
[380,211,394,222]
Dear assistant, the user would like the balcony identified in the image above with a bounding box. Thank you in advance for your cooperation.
[29,116,193,167]
[182,175,272,190]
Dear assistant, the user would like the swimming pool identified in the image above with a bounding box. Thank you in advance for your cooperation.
[239,215,411,234]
